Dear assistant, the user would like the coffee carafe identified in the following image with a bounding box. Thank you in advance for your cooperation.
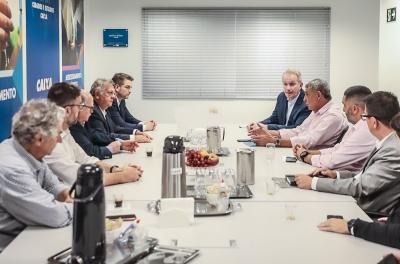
[161,136,186,198]
[236,148,255,185]
[206,126,225,154]
[71,164,105,264]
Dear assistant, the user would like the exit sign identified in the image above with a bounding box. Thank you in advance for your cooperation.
[387,7,396,22]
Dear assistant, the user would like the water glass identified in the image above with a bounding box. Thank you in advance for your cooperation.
[285,204,297,221]
[265,143,276,162]
[265,178,278,195]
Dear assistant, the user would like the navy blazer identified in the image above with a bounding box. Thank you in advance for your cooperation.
[260,89,311,130]
[86,103,132,145]
[107,99,143,131]
[70,123,112,160]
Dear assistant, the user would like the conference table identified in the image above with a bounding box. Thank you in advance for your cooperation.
[0,124,396,264]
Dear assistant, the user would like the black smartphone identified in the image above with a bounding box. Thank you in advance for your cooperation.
[378,254,399,264]
[107,213,137,221]
[285,156,297,163]
[237,138,253,142]
[327,215,344,219]
[285,175,297,186]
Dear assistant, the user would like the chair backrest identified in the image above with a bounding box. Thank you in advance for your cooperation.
[335,125,349,144]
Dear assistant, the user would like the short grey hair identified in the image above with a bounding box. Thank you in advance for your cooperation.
[89,78,114,97]
[305,78,332,100]
[282,69,302,84]
[12,99,65,145]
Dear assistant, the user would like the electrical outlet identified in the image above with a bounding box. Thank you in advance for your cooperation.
[387,7,396,22]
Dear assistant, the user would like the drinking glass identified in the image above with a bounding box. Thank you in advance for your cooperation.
[265,143,276,163]
[265,177,278,196]
[285,204,297,221]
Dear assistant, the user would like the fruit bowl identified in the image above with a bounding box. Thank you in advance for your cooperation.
[185,149,219,167]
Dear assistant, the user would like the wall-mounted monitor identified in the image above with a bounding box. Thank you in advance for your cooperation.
[103,29,128,47]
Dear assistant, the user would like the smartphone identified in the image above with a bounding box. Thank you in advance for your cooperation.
[285,156,297,163]
[107,213,137,221]
[237,138,253,142]
[377,254,398,264]
[327,215,344,219]
[285,175,297,186]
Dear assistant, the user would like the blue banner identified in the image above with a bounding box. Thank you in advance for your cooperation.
[26,0,59,99]
[0,0,23,141]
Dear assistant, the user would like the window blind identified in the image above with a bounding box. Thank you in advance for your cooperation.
[142,8,330,99]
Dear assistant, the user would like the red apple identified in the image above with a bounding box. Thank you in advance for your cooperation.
[207,154,219,166]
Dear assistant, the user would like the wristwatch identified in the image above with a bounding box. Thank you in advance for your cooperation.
[299,150,309,162]
[347,219,357,235]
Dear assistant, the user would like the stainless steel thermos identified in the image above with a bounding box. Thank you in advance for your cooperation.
[71,164,105,264]
[161,136,187,198]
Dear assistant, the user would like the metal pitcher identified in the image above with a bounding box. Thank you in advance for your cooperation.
[206,126,225,154]
[161,136,187,198]
[236,148,255,185]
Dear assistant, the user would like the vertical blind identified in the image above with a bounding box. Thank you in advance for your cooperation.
[142,8,330,99]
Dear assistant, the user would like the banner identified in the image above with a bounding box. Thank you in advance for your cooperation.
[26,0,59,99]
[0,0,23,141]
[61,0,84,88]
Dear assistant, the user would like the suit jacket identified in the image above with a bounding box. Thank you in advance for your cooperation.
[86,103,132,145]
[316,133,400,215]
[260,89,311,130]
[107,99,143,131]
[353,207,400,249]
[69,123,112,160]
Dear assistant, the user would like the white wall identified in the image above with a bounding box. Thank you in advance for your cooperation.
[379,0,400,94]
[84,0,379,125]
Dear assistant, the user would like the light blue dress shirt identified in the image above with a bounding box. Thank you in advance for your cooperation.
[0,138,72,252]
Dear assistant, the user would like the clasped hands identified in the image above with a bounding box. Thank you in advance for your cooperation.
[108,140,139,153]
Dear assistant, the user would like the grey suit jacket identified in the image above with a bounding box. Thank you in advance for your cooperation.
[316,132,400,215]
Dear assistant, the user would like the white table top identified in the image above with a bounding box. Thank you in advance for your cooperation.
[1,124,389,264]
[105,124,354,202]
[0,201,394,264]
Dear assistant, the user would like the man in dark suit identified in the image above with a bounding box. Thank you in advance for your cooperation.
[86,79,152,147]
[249,69,311,130]
[295,91,400,216]
[70,91,138,159]
[108,73,157,132]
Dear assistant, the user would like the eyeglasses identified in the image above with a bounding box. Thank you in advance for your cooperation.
[64,103,85,111]
[82,105,94,113]
[360,114,380,121]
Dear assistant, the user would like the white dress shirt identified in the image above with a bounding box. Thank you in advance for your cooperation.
[44,129,99,185]
[285,93,300,125]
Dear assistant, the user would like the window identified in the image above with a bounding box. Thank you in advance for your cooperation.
[142,8,330,99]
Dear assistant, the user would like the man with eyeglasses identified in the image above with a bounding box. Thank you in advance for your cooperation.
[70,91,139,159]
[248,69,311,131]
[295,91,400,216]
[45,82,143,186]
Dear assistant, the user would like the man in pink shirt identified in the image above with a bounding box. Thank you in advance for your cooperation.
[250,79,347,149]
[293,86,376,172]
